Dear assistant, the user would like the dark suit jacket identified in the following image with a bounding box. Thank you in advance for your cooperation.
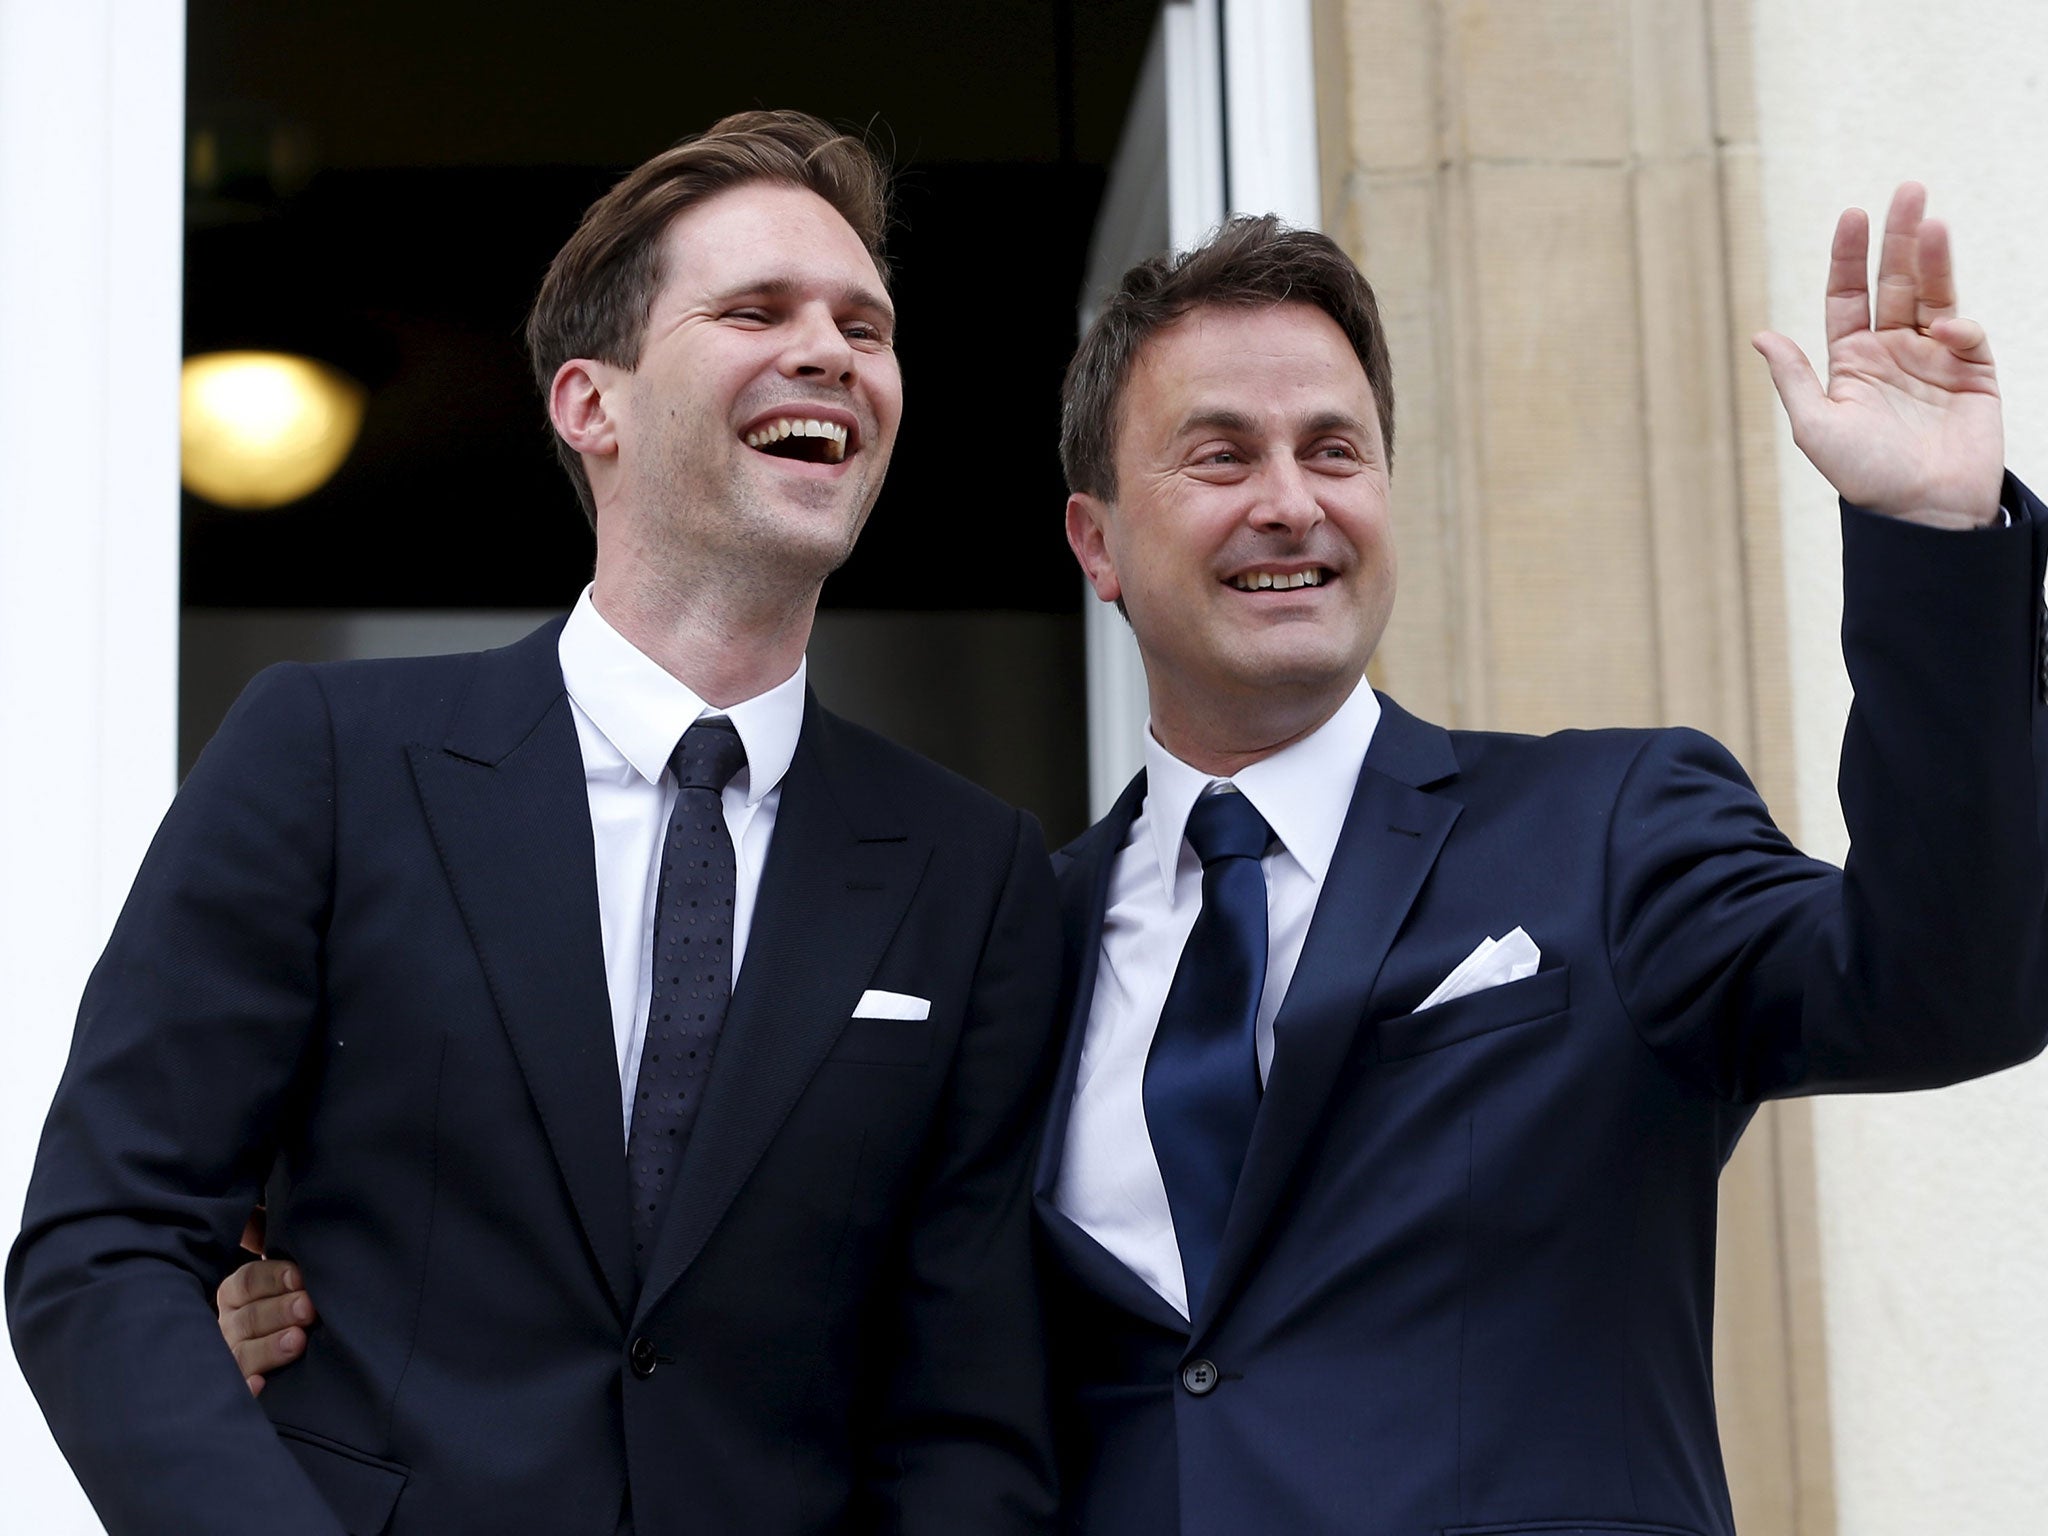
[8,617,1062,1536]
[1036,493,2048,1536]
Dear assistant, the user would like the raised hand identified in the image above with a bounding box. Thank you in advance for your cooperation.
[1753,182,2003,529]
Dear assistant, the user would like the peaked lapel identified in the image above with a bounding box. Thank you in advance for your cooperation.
[406,618,637,1317]
[1032,774,1186,1332]
[1193,696,1462,1336]
[633,699,930,1323]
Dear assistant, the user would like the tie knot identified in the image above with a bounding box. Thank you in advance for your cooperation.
[672,717,748,792]
[1184,789,1272,866]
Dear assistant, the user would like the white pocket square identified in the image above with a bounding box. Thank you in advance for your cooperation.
[852,989,931,1021]
[1416,927,1541,1010]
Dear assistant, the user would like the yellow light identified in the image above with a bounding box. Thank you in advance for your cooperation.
[180,351,367,510]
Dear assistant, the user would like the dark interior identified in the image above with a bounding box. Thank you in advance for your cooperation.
[179,1,1164,842]
[181,0,1161,613]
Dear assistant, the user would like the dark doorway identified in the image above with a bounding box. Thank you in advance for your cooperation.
[180,0,1162,844]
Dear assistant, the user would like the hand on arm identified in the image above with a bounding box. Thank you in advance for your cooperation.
[217,1250,317,1397]
[1753,182,2005,528]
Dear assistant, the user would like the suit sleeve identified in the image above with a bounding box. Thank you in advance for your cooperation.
[1607,474,2048,1101]
[5,663,351,1534]
[858,809,1063,1536]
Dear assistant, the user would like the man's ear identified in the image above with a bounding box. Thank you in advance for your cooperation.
[1065,492,1123,605]
[548,360,620,461]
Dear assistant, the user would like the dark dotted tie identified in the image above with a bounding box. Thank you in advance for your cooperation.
[1143,789,1273,1318]
[627,717,748,1279]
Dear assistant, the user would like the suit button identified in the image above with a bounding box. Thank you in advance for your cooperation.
[629,1337,659,1378]
[1180,1359,1219,1396]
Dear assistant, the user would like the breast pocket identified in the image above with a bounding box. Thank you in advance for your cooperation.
[1373,964,1571,1063]
[826,1015,935,1065]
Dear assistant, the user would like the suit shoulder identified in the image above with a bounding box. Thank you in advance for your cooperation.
[1444,720,1728,771]
[246,619,564,741]
[1441,720,1761,811]
[807,706,1029,836]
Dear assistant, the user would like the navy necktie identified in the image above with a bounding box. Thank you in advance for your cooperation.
[1144,789,1273,1318]
[627,717,748,1279]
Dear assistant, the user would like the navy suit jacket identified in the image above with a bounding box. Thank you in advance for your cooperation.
[1036,494,2048,1536]
[9,618,1062,1536]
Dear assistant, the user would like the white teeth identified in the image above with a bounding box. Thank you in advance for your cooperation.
[743,417,852,461]
[1230,569,1327,591]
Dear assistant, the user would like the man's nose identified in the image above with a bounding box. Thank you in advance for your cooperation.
[783,305,856,384]
[1251,458,1326,537]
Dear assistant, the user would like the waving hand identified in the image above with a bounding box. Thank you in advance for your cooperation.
[1753,182,2003,529]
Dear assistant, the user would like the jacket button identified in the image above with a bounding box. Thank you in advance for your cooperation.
[1180,1359,1219,1396]
[629,1337,659,1378]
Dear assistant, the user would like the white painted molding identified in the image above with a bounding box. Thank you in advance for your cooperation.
[1164,0,1227,253]
[1220,0,1322,229]
[0,0,185,1527]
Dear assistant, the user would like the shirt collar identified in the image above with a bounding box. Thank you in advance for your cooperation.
[1141,676,1381,903]
[557,585,805,805]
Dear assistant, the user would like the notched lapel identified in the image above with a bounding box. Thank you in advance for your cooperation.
[1034,773,1146,1204]
[1197,700,1461,1334]
[1033,775,1192,1334]
[635,708,929,1321]
[406,627,636,1317]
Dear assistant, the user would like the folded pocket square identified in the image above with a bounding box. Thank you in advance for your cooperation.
[852,989,931,1021]
[1416,927,1540,1010]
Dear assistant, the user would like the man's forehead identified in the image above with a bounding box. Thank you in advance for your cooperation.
[1127,303,1375,429]
[659,183,889,302]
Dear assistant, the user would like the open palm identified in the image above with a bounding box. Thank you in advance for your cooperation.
[1754,182,2003,529]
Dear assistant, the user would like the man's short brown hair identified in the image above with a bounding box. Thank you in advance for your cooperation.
[1060,215,1394,501]
[525,110,892,525]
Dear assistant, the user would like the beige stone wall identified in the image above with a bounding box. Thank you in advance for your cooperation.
[1313,2,1832,1530]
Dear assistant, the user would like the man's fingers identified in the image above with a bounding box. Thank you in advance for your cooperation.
[1873,181,1927,330]
[1753,330,1827,428]
[1825,207,1872,346]
[1916,217,1958,325]
[215,1257,301,1312]
[229,1323,307,1381]
[219,1287,317,1347]
[246,1373,266,1398]
[238,1209,266,1257]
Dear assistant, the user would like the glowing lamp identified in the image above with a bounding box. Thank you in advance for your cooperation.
[180,350,367,510]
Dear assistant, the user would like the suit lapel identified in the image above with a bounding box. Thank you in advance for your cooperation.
[633,699,929,1323]
[1034,771,1145,1202]
[1194,697,1462,1335]
[406,619,637,1318]
[1031,775,1186,1331]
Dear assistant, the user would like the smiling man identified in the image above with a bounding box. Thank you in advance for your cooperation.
[1035,206,2048,1534]
[8,112,1061,1536]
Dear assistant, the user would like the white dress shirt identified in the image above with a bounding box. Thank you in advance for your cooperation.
[556,587,805,1140]
[1053,678,1383,1318]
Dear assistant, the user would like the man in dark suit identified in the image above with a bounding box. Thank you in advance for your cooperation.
[7,111,1060,1536]
[1037,192,2047,1533]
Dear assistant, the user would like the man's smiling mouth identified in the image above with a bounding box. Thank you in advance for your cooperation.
[745,417,850,464]
[1228,568,1329,591]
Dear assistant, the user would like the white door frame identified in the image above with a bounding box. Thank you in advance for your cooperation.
[0,2,186,1527]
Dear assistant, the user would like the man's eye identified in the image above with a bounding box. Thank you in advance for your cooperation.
[1199,449,1243,465]
[1314,442,1357,460]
